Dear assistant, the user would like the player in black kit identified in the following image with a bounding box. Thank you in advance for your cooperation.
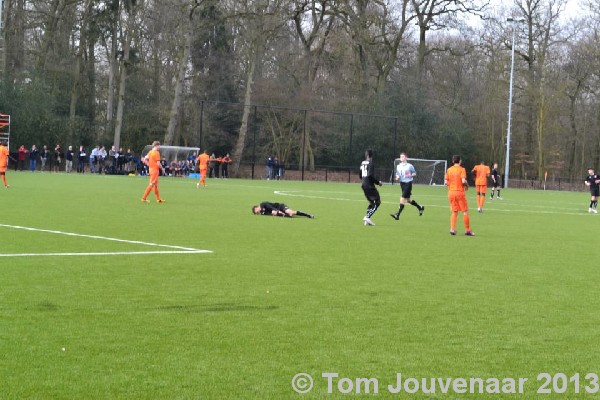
[584,168,600,213]
[252,202,314,218]
[490,163,502,200]
[360,149,383,226]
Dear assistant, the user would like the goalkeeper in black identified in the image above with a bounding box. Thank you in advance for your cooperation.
[252,202,314,218]
[360,149,383,226]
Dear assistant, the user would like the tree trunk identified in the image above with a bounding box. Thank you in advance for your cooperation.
[2,0,26,82]
[232,50,258,176]
[106,17,118,140]
[36,0,62,71]
[114,28,131,151]
[164,29,192,146]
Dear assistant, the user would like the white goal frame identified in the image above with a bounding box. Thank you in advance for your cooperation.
[391,158,447,185]
[141,145,200,162]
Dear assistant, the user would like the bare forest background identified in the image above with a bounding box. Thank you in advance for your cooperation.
[1,0,600,181]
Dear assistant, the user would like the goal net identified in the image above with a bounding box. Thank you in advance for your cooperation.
[141,145,200,162]
[391,158,447,185]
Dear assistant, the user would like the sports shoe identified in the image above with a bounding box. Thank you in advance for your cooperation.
[363,216,375,226]
[589,208,593,213]
[141,198,149,204]
[157,199,166,203]
[450,230,456,235]
[593,209,598,214]
[419,206,425,216]
[477,207,482,213]
[390,213,399,220]
[497,197,503,200]
[465,231,475,236]
[196,182,200,188]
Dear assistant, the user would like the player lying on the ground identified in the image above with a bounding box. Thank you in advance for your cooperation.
[252,202,314,218]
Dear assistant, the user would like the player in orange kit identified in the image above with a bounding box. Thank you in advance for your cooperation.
[445,155,474,236]
[0,140,10,188]
[141,141,166,203]
[471,161,490,213]
[196,150,210,188]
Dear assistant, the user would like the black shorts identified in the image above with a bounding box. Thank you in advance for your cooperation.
[362,187,380,203]
[591,188,599,197]
[276,204,289,212]
[492,180,500,189]
[400,181,413,199]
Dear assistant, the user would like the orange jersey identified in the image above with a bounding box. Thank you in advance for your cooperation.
[197,153,210,170]
[0,145,8,170]
[146,149,161,173]
[472,164,490,186]
[445,165,467,192]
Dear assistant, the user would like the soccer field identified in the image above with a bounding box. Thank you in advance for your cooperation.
[1,172,598,399]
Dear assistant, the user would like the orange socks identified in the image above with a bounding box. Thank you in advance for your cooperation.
[463,214,471,231]
[450,213,457,231]
[142,186,152,200]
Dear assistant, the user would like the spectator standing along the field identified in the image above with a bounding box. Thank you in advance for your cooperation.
[360,149,383,226]
[472,161,491,213]
[65,146,74,173]
[584,167,600,213]
[266,156,273,180]
[17,145,27,171]
[490,163,502,200]
[208,153,217,178]
[29,145,39,172]
[390,152,424,220]
[40,145,50,172]
[445,155,474,236]
[141,141,166,203]
[77,146,87,173]
[221,153,232,178]
[54,144,63,173]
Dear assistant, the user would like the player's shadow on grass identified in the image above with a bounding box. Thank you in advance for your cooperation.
[155,303,279,313]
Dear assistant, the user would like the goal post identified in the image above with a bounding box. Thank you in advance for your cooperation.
[141,145,200,162]
[391,158,447,185]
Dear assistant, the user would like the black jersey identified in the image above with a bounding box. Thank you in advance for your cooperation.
[585,175,600,191]
[259,202,288,215]
[490,168,500,184]
[360,159,380,189]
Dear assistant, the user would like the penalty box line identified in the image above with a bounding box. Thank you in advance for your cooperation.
[0,224,212,257]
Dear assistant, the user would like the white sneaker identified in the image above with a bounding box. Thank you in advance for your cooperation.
[196,182,200,188]
[362,217,375,226]
[497,197,503,200]
[589,208,593,213]
[593,209,598,214]
[477,207,482,213]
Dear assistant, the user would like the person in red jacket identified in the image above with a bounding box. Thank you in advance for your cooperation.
[221,153,232,178]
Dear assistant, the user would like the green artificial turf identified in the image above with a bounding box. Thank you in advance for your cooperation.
[1,172,599,399]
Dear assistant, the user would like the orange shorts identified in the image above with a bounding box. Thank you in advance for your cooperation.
[200,168,207,177]
[0,166,6,173]
[448,191,468,212]
[476,185,487,194]
[149,170,159,185]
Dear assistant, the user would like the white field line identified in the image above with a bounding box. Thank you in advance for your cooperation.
[273,191,589,216]
[0,224,212,257]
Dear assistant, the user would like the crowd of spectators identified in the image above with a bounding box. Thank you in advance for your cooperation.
[10,144,236,178]
[13,144,139,174]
